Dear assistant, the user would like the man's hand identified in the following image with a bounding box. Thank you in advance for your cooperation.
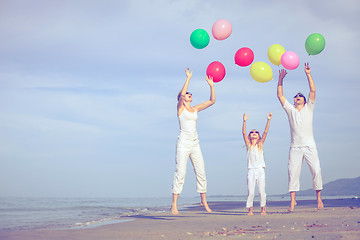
[305,63,311,75]
[279,69,288,80]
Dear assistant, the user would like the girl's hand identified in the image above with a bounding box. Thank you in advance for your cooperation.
[185,68,192,79]
[305,62,311,75]
[243,113,249,122]
[205,75,214,87]
[267,112,273,120]
[279,69,287,80]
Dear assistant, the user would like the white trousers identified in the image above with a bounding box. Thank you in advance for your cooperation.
[288,145,323,192]
[172,135,207,194]
[246,167,266,208]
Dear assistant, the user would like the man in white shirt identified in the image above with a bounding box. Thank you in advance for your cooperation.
[277,63,323,212]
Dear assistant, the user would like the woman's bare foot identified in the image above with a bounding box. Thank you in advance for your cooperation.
[261,207,266,215]
[248,207,254,216]
[171,194,180,215]
[171,204,179,215]
[200,202,212,213]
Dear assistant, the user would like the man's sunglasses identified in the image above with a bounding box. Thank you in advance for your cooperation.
[294,94,305,98]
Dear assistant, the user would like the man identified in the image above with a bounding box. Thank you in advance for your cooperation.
[277,63,324,212]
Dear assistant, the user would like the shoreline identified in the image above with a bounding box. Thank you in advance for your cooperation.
[1,197,359,240]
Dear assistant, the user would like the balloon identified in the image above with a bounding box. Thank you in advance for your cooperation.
[206,61,226,82]
[281,51,300,70]
[250,62,273,83]
[235,47,254,67]
[267,44,285,66]
[190,29,210,49]
[305,33,325,55]
[212,19,232,40]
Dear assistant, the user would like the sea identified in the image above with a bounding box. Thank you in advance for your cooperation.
[0,196,206,231]
[0,195,356,231]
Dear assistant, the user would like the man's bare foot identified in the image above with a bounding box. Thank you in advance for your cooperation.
[261,207,266,215]
[171,204,179,215]
[317,200,324,210]
[200,202,212,213]
[288,201,297,212]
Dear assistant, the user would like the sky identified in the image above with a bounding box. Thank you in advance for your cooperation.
[0,0,359,199]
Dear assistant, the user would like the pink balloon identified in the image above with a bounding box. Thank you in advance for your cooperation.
[235,47,254,67]
[281,51,300,70]
[212,19,232,40]
[206,61,226,82]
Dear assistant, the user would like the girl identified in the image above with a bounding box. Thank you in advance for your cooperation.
[171,68,215,215]
[242,113,272,215]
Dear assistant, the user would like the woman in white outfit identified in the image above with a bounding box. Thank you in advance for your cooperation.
[242,113,272,215]
[171,68,215,215]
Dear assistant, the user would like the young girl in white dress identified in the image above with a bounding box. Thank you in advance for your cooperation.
[242,112,272,215]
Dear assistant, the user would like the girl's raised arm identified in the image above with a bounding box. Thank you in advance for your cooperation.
[242,113,250,148]
[260,112,272,144]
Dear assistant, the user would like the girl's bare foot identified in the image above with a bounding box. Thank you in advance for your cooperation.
[248,207,254,216]
[261,207,266,215]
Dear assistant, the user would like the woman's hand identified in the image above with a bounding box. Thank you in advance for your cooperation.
[267,112,272,120]
[205,75,214,87]
[185,68,192,79]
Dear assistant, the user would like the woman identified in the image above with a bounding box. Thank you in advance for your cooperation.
[242,112,272,215]
[171,68,215,215]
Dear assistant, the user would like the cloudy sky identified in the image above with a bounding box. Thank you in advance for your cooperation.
[0,0,359,198]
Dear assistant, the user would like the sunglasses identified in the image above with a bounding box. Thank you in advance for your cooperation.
[294,94,305,98]
[250,131,259,134]
[186,92,192,95]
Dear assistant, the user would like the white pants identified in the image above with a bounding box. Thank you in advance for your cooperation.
[246,167,266,208]
[288,145,323,192]
[172,135,207,194]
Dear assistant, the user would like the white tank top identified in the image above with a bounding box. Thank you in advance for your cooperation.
[247,145,266,169]
[178,108,198,139]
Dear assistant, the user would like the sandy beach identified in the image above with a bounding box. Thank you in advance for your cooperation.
[1,198,359,240]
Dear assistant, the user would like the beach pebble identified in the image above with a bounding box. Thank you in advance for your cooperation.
[186,232,192,235]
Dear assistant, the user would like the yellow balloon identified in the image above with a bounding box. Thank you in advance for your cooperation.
[250,62,273,83]
[267,44,285,66]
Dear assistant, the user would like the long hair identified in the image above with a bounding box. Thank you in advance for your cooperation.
[248,129,263,151]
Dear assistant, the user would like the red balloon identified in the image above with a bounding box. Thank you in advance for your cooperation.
[206,61,226,82]
[235,47,254,67]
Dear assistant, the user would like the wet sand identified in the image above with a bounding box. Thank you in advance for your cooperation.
[1,198,359,240]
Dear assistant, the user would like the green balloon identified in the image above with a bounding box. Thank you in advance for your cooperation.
[190,29,210,49]
[305,33,325,55]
